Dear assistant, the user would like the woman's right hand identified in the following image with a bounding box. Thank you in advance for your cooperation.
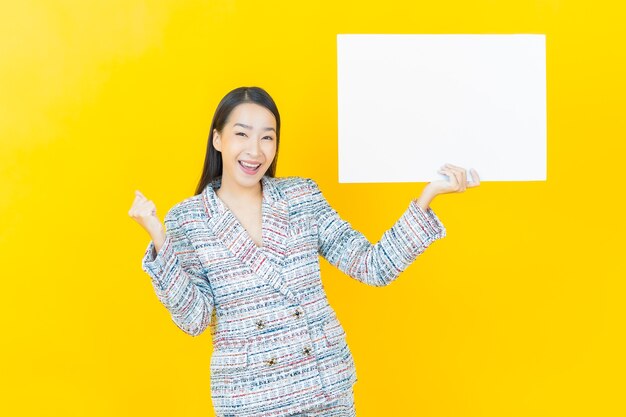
[128,190,165,240]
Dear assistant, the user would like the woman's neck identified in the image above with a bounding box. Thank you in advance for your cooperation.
[216,176,263,207]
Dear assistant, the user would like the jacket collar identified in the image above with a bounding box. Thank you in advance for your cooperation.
[202,175,281,217]
[201,175,298,302]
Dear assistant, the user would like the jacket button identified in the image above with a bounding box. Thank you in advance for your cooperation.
[266,357,277,366]
[293,309,302,318]
[303,346,312,356]
[256,320,265,329]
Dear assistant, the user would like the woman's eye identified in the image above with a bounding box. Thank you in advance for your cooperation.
[234,132,272,140]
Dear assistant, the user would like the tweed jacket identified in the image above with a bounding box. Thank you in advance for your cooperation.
[141,175,446,417]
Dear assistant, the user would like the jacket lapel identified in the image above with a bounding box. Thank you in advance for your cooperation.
[201,175,297,302]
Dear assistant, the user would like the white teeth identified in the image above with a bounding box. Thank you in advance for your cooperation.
[240,161,261,169]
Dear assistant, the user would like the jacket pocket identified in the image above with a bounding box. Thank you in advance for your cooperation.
[322,318,347,347]
[319,318,353,390]
[210,345,249,373]
[210,345,250,415]
[210,344,251,409]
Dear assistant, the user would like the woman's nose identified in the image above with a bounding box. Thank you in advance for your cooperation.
[246,138,262,155]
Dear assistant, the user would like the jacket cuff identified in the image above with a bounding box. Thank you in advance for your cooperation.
[406,200,447,245]
[141,233,177,293]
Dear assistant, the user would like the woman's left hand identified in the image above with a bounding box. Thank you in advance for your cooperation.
[428,163,480,196]
[414,163,480,211]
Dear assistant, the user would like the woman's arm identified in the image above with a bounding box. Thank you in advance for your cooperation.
[307,178,446,287]
[142,206,215,336]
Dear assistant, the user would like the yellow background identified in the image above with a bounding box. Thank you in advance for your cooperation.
[1,1,624,416]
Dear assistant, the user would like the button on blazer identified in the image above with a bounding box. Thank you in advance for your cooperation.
[141,175,446,417]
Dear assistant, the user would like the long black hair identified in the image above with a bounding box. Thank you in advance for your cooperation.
[194,86,281,195]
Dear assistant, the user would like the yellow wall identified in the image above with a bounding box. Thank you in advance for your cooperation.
[1,1,624,416]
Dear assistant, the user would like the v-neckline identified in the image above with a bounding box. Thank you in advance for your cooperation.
[213,179,267,250]
[201,175,298,302]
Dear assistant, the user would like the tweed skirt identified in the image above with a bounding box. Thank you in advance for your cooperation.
[288,388,356,417]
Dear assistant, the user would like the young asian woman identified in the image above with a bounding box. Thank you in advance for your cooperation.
[129,86,480,417]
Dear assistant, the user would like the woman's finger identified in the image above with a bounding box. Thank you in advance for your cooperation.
[438,167,451,183]
[468,169,481,187]
[450,167,462,190]
[457,166,466,190]
[445,163,463,171]
[129,195,143,217]
[446,164,471,191]
[444,167,460,188]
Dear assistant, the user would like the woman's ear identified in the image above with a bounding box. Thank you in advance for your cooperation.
[213,129,221,151]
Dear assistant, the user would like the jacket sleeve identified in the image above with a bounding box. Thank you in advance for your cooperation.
[307,178,446,287]
[141,206,215,336]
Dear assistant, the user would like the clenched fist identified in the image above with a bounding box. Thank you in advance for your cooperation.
[128,190,165,249]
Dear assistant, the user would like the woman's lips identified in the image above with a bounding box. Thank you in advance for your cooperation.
[239,160,261,175]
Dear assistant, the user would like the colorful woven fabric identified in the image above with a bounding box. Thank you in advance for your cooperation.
[141,175,446,416]
[289,386,356,416]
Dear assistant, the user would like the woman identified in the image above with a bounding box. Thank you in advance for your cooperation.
[129,86,479,417]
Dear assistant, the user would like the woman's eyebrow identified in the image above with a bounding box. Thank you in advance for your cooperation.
[233,122,275,133]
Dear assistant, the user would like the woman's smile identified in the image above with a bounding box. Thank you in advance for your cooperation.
[238,160,262,175]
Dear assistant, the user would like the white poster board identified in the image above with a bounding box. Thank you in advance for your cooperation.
[337,34,546,183]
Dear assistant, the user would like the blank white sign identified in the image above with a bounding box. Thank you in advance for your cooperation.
[337,34,546,183]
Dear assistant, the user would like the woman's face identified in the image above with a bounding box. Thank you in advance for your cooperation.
[213,102,277,189]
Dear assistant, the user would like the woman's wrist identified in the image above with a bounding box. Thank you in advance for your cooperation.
[149,226,166,254]
[414,185,439,211]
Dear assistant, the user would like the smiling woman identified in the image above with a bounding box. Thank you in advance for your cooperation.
[214,106,277,188]
[195,87,282,251]
[195,87,281,197]
[131,86,477,417]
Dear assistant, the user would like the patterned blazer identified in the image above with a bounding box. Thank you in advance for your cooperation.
[141,175,446,417]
